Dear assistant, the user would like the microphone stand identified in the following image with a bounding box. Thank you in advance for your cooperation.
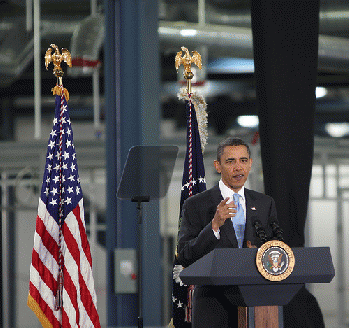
[132,196,150,328]
[253,219,268,246]
[270,220,284,241]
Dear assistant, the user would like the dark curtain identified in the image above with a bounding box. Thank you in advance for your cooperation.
[251,1,325,327]
[251,0,319,248]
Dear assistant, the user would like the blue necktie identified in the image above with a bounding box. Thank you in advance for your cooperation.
[233,193,245,248]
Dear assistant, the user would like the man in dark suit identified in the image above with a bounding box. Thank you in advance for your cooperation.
[177,137,276,328]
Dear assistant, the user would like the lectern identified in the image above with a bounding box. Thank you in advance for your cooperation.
[180,247,335,327]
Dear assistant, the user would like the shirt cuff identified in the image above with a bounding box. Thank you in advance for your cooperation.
[213,228,220,239]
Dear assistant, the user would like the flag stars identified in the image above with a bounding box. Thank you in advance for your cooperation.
[49,198,57,206]
[181,178,206,191]
[63,151,69,160]
[181,182,190,191]
[42,103,84,213]
[49,140,55,149]
[50,187,58,196]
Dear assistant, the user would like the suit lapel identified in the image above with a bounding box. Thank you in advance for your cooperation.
[244,188,258,245]
[245,189,254,221]
[221,218,238,246]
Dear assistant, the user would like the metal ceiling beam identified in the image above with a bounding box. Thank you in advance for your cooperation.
[2,15,349,88]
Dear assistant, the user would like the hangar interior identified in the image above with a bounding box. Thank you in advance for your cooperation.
[1,0,349,327]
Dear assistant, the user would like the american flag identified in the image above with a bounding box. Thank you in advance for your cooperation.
[27,93,101,327]
[172,94,206,327]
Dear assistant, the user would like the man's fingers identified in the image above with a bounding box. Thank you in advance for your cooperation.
[218,197,230,207]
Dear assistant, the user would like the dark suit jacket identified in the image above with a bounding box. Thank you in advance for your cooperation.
[177,184,277,267]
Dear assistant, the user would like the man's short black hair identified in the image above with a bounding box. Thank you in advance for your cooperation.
[216,137,251,162]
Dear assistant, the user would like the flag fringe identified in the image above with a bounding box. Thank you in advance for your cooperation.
[27,294,54,328]
[178,88,208,152]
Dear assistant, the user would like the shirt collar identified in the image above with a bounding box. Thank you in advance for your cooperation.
[218,180,245,201]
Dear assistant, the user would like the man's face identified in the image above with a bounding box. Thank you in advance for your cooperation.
[214,145,253,192]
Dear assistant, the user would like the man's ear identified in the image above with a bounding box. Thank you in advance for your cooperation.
[214,160,221,173]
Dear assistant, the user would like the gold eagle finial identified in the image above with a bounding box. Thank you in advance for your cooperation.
[44,44,72,100]
[175,46,202,79]
[45,44,72,80]
[175,46,202,94]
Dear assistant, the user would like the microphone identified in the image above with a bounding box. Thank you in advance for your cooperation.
[269,217,284,241]
[253,218,268,245]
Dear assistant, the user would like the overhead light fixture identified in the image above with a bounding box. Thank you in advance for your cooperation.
[237,115,259,128]
[325,123,349,138]
[180,29,197,37]
[316,86,327,98]
[208,58,255,73]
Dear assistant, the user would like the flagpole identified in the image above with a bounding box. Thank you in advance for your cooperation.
[171,46,207,328]
[45,44,72,311]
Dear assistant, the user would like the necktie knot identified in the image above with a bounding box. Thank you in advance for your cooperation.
[233,193,240,203]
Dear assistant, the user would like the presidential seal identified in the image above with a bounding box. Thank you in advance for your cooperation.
[256,240,295,281]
